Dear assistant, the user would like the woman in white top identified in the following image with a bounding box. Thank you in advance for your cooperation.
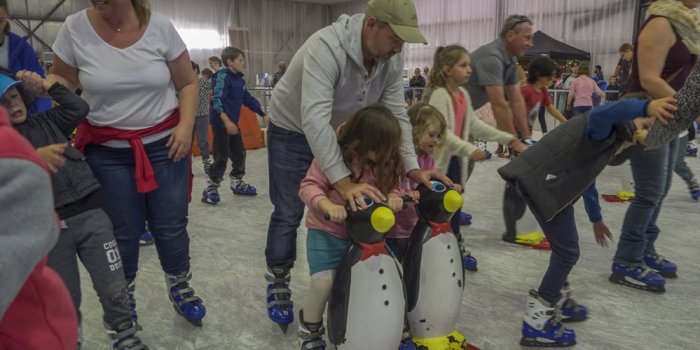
[51,0,206,332]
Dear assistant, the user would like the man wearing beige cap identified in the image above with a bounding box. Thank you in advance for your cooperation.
[262,0,450,342]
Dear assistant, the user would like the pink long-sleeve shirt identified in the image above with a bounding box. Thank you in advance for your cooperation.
[388,153,435,239]
[299,158,405,240]
[570,75,604,108]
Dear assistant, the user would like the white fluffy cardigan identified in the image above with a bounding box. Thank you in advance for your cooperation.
[428,87,514,184]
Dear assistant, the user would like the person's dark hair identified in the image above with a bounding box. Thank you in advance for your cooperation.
[208,56,222,66]
[0,0,10,34]
[191,61,200,75]
[527,57,557,84]
[595,64,602,71]
[201,68,213,78]
[338,105,402,195]
[221,47,244,67]
[0,67,36,110]
[500,15,533,39]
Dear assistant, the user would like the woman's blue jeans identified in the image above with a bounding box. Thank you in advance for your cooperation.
[613,138,678,267]
[85,136,191,281]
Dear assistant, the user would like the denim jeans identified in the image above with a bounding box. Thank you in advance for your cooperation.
[674,135,694,185]
[573,105,591,117]
[613,138,678,267]
[265,123,314,268]
[517,184,579,304]
[85,136,192,281]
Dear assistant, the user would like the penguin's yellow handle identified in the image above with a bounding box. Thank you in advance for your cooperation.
[370,206,396,233]
[443,190,463,213]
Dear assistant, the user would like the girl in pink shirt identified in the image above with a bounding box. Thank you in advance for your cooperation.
[388,102,463,262]
[296,105,415,348]
[566,64,604,117]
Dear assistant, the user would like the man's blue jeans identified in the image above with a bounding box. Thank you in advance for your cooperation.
[265,123,314,268]
[85,136,192,281]
[613,138,678,267]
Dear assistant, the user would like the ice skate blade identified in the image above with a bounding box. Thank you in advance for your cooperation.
[656,271,678,278]
[608,273,666,293]
[520,337,576,347]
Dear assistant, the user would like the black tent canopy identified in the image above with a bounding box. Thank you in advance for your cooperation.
[523,31,590,61]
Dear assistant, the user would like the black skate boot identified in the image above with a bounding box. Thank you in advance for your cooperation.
[298,309,326,350]
[106,320,148,350]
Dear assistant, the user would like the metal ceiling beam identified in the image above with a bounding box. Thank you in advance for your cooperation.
[29,0,66,37]
[12,19,51,50]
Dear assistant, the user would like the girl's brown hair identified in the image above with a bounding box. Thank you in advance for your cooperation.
[407,102,447,150]
[338,105,403,195]
[426,45,469,95]
[132,0,151,28]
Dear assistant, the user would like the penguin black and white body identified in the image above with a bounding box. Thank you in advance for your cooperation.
[327,198,406,349]
[403,181,469,348]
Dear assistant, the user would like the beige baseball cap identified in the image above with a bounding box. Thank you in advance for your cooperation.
[366,0,427,45]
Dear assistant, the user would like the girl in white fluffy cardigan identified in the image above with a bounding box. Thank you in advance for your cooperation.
[425,45,528,270]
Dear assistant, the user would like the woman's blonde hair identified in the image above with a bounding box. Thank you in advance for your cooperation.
[132,0,151,28]
[338,105,403,195]
[407,102,447,151]
[426,45,470,95]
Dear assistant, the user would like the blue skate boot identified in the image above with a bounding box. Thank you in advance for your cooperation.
[165,271,206,327]
[609,263,666,293]
[201,184,220,205]
[687,143,698,157]
[520,290,576,347]
[266,267,294,333]
[459,212,472,225]
[398,338,418,350]
[462,251,478,272]
[456,234,478,271]
[139,223,153,246]
[689,180,700,201]
[560,282,588,323]
[298,309,325,350]
[231,177,257,196]
[106,320,148,350]
[643,253,678,278]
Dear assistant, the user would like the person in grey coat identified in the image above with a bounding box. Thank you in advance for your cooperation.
[498,96,677,347]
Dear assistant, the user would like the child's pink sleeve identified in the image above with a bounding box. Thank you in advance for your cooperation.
[298,160,332,210]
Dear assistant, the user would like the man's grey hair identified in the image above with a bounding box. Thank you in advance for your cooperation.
[499,15,533,38]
